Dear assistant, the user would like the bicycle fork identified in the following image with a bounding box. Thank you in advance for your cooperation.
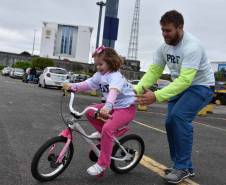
[48,128,73,164]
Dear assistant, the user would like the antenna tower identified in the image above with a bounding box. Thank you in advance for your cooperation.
[127,0,140,60]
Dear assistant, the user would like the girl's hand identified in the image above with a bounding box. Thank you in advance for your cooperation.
[99,107,112,120]
[63,83,72,91]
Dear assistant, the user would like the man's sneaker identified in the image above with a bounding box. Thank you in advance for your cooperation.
[164,169,190,184]
[188,168,195,177]
[89,131,101,139]
[164,168,195,177]
[87,163,105,176]
[164,167,174,175]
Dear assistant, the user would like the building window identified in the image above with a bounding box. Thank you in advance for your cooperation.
[60,26,74,55]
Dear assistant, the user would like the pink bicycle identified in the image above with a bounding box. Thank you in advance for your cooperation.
[31,92,145,181]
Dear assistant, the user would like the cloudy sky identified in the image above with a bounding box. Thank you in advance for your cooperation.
[0,0,226,71]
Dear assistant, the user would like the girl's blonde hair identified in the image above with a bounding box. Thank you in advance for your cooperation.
[92,46,123,72]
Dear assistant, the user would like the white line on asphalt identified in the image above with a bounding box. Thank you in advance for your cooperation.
[139,111,226,132]
[134,119,201,185]
[193,121,226,132]
[140,107,226,121]
[197,115,226,121]
[132,120,166,134]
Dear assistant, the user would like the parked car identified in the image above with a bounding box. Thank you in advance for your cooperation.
[9,68,25,79]
[1,67,12,76]
[156,79,170,89]
[70,74,90,83]
[128,79,158,91]
[38,67,69,88]
[129,79,140,85]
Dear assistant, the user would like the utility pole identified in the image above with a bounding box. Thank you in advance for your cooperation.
[32,29,37,55]
[96,1,106,48]
[102,0,119,48]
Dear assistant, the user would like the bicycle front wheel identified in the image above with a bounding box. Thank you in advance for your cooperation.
[110,134,145,174]
[31,136,74,181]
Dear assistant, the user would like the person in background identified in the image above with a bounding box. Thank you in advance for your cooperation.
[29,67,37,82]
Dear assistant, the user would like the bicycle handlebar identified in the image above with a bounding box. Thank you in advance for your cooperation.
[69,92,98,117]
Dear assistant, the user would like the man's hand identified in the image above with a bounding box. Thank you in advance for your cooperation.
[135,88,156,105]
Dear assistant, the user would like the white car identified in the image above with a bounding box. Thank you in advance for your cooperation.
[157,79,170,89]
[2,67,12,76]
[129,79,140,85]
[9,68,25,79]
[38,67,69,88]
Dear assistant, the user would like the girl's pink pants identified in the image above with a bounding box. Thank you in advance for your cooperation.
[86,103,136,168]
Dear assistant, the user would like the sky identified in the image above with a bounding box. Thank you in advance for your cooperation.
[0,0,226,71]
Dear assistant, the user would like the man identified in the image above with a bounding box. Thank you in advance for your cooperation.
[29,67,37,82]
[135,10,214,184]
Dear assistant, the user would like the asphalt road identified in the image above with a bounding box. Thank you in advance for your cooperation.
[0,75,226,185]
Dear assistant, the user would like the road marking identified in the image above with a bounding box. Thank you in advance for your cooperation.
[138,110,226,121]
[133,119,200,184]
[138,111,226,132]
[193,121,226,132]
[132,120,166,134]
[140,155,200,185]
[198,115,226,121]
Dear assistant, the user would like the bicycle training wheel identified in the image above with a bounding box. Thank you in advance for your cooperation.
[110,134,145,174]
[31,136,74,181]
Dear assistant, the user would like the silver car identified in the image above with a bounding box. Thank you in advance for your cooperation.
[9,68,25,79]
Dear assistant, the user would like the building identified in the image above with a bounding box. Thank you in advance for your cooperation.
[211,61,226,72]
[40,22,93,63]
[122,58,140,71]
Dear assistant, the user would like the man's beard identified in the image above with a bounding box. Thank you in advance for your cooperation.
[165,32,181,45]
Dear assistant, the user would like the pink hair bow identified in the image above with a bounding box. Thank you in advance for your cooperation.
[95,45,106,54]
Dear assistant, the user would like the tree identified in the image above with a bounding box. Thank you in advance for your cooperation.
[214,69,226,81]
[13,61,31,70]
[0,64,4,70]
[20,51,31,56]
[31,57,54,70]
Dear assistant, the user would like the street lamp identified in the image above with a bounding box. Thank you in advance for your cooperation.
[96,1,106,48]
[32,29,37,55]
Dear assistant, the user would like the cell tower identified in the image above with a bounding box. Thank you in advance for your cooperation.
[127,0,140,60]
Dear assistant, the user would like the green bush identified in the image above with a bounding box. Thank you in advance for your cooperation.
[32,57,54,70]
[0,64,4,70]
[12,61,31,70]
[215,69,226,81]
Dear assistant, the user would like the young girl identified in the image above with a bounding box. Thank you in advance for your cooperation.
[64,46,136,176]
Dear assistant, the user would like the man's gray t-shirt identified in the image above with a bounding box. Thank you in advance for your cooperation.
[153,32,215,86]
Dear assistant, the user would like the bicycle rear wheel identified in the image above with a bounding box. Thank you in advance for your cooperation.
[110,134,145,174]
[31,136,74,181]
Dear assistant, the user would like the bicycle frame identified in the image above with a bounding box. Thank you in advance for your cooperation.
[55,92,133,164]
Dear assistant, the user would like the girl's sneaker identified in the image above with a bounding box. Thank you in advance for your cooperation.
[89,131,101,139]
[87,163,106,176]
